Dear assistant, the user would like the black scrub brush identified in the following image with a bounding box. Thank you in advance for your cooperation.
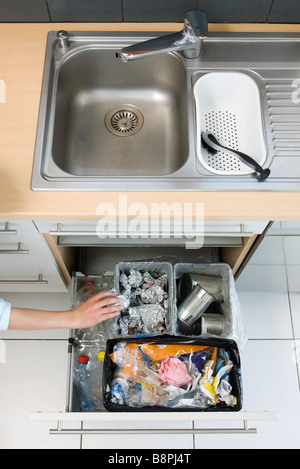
[201,131,271,181]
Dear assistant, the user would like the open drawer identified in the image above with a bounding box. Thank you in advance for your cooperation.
[31,245,278,434]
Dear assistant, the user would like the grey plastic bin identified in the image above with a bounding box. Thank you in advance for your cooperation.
[115,261,175,337]
[174,263,245,347]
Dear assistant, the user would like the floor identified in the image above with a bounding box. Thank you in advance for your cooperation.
[0,221,300,449]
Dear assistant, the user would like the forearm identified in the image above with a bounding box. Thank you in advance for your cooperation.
[9,307,74,330]
[7,291,123,331]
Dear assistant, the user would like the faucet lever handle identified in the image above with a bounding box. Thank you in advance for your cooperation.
[185,9,208,38]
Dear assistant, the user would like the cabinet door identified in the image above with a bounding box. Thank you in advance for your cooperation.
[0,339,80,449]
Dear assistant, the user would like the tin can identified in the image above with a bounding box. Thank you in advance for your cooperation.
[201,313,226,335]
[177,284,215,327]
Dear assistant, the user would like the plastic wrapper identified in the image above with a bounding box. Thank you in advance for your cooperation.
[174,263,247,349]
[115,262,174,337]
[103,336,243,412]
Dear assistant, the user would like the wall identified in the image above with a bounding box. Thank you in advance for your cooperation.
[236,221,300,294]
[0,0,298,24]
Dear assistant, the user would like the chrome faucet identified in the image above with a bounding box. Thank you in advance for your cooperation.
[57,30,69,50]
[120,9,208,62]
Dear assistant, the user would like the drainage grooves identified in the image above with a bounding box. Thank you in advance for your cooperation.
[105,105,144,136]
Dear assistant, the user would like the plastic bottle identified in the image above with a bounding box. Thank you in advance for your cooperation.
[75,281,95,306]
[86,350,105,410]
[73,354,96,412]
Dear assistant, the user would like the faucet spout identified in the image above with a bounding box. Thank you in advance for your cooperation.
[120,9,208,62]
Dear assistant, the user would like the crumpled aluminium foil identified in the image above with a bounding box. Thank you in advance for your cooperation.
[117,269,169,335]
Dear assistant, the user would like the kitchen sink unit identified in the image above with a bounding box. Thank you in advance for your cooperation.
[32,30,300,191]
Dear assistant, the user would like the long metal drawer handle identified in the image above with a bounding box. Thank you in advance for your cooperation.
[0,274,48,285]
[49,223,253,238]
[0,222,17,235]
[49,223,202,237]
[0,243,29,254]
[50,420,256,435]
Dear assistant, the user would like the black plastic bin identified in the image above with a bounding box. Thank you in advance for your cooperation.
[103,335,243,412]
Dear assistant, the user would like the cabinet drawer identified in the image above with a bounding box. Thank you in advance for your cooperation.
[0,232,61,269]
[0,267,67,292]
[31,244,278,433]
[0,220,68,292]
[0,221,62,268]
[0,221,38,235]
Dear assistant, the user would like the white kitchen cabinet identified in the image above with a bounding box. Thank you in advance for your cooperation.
[0,221,68,292]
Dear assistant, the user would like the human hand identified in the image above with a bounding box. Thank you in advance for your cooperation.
[71,291,123,329]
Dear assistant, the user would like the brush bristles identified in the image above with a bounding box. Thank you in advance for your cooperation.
[201,136,217,155]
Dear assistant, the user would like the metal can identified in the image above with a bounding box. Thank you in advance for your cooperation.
[178,273,223,303]
[177,284,215,327]
[201,313,226,335]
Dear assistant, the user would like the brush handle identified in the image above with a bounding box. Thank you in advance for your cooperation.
[202,132,270,180]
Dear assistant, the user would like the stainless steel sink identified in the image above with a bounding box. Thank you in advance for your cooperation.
[32,31,300,190]
[51,49,188,177]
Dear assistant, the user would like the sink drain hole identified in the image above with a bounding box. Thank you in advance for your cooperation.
[105,105,144,137]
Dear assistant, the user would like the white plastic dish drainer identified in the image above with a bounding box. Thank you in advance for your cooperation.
[194,72,267,175]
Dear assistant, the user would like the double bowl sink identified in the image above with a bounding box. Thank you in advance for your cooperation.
[32,31,300,190]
